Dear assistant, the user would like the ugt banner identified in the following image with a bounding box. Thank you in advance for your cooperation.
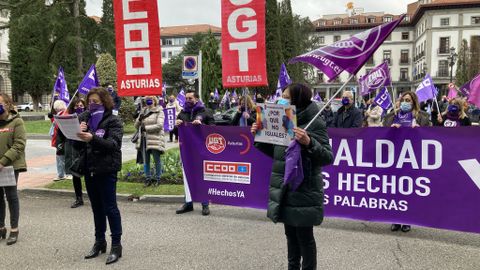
[113,0,162,97]
[179,125,272,209]
[181,125,480,234]
[221,0,268,87]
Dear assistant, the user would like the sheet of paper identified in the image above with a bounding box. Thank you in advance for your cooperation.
[0,167,16,187]
[53,114,83,141]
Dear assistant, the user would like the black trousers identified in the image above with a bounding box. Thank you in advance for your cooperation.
[72,176,83,198]
[284,224,317,270]
[169,127,178,141]
[0,172,20,229]
[85,173,122,245]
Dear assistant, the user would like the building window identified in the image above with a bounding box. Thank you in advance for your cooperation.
[367,17,375,23]
[471,16,480,25]
[439,37,450,54]
[400,50,409,64]
[334,35,341,42]
[404,16,410,22]
[162,38,173,46]
[383,16,393,23]
[383,50,392,65]
[402,32,409,40]
[333,20,341,25]
[440,18,450,26]
[438,60,449,77]
[400,68,409,81]
[168,51,173,58]
[318,36,325,44]
[349,18,358,24]
[162,51,166,58]
[317,72,324,83]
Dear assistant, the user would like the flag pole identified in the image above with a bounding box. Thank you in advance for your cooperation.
[66,89,79,110]
[305,74,355,131]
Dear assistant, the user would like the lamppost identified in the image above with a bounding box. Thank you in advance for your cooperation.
[447,47,458,83]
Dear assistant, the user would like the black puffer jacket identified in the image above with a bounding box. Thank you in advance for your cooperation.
[255,102,333,226]
[70,110,123,176]
[333,105,363,128]
[177,104,214,125]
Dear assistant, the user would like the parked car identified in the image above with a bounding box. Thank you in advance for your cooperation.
[214,106,239,126]
[17,102,42,112]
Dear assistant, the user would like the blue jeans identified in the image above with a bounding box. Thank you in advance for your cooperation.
[85,173,122,245]
[144,149,162,181]
[56,155,65,178]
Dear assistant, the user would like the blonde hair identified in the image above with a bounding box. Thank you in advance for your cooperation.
[238,95,255,110]
[145,96,158,106]
[53,100,67,112]
[445,98,468,119]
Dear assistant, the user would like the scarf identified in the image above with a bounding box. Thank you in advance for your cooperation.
[393,111,414,127]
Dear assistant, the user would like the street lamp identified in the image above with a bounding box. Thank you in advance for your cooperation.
[447,47,458,83]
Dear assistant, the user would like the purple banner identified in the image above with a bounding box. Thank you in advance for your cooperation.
[359,61,391,96]
[181,125,480,234]
[163,108,176,132]
[179,125,272,209]
[289,15,404,81]
[78,64,100,95]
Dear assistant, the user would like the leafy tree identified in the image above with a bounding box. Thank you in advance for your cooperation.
[97,0,116,57]
[96,53,117,86]
[455,39,470,86]
[265,0,284,93]
[200,31,222,102]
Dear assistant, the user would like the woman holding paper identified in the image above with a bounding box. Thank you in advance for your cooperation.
[0,93,26,245]
[74,87,124,265]
[134,96,165,187]
[383,91,431,233]
[251,83,333,270]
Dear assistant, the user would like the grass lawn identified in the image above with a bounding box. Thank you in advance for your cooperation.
[24,120,136,134]
[45,178,184,197]
[24,120,52,134]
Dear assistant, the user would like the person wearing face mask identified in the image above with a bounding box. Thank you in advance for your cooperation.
[166,95,182,143]
[320,104,334,127]
[333,90,363,128]
[135,96,166,187]
[251,83,333,270]
[65,96,87,208]
[175,90,214,216]
[52,100,69,181]
[0,94,26,246]
[231,95,256,126]
[107,85,122,116]
[73,87,124,265]
[383,91,430,233]
[436,98,471,127]
[364,98,384,127]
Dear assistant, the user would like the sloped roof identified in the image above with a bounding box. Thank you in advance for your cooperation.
[160,24,221,37]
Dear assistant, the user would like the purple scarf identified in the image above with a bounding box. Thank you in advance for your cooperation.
[184,101,205,114]
[88,104,105,132]
[393,111,414,127]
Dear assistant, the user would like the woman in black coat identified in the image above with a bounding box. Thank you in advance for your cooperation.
[75,87,123,265]
[230,95,256,126]
[252,83,333,270]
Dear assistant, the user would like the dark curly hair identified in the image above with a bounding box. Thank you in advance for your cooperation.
[86,87,114,111]
[67,96,86,114]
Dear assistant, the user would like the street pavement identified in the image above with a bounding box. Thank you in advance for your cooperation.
[20,138,178,189]
[0,193,479,270]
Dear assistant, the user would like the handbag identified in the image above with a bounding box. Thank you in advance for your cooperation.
[131,129,140,143]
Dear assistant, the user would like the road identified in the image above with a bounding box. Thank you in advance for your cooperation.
[0,193,479,269]
[20,138,177,189]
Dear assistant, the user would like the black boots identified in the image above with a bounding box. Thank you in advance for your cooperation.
[202,204,210,216]
[391,224,411,232]
[84,241,107,259]
[176,203,193,214]
[106,245,122,265]
[71,197,84,208]
[0,227,6,240]
[6,231,18,245]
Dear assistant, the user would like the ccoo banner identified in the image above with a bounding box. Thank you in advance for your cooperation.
[221,0,268,88]
[180,125,480,234]
[113,0,163,97]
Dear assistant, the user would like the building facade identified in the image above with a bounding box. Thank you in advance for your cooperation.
[311,0,480,101]
[0,9,11,98]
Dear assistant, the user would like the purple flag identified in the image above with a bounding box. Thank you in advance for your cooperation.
[78,64,100,95]
[177,88,186,107]
[284,140,304,191]
[460,73,480,107]
[220,90,230,106]
[54,67,70,103]
[163,107,176,132]
[289,15,405,81]
[416,74,438,103]
[358,61,391,96]
[277,63,292,91]
[313,92,322,102]
[253,90,257,102]
[374,87,392,110]
[447,85,458,100]
[214,88,220,100]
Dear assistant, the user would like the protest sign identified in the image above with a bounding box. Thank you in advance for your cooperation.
[163,108,176,132]
[254,103,296,146]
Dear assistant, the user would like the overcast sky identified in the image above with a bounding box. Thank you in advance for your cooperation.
[85,0,414,26]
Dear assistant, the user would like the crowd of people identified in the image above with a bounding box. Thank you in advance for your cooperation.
[0,82,478,268]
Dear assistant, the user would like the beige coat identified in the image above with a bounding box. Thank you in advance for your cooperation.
[365,105,384,127]
[135,106,166,152]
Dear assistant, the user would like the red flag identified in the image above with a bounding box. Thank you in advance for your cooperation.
[113,0,162,97]
[221,0,268,88]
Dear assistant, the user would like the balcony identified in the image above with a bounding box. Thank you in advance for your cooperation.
[399,58,410,65]
[383,58,391,65]
[399,76,410,82]
[437,48,450,55]
[436,70,449,77]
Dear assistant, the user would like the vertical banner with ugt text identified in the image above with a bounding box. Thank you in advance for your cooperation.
[113,0,162,96]
[221,0,268,87]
